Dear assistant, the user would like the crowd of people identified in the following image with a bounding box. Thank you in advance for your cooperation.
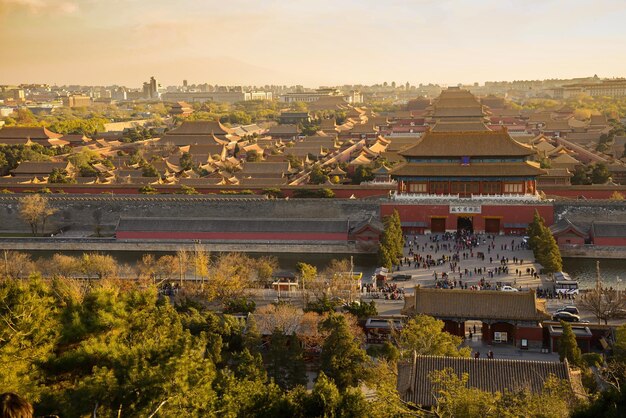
[397,231,539,292]
[362,282,405,300]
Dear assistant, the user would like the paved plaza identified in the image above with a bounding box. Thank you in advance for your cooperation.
[379,234,549,293]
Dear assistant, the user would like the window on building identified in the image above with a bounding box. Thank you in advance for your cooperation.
[429,181,449,194]
[409,182,427,193]
[450,182,479,195]
[504,183,523,193]
[461,156,470,165]
[482,181,501,194]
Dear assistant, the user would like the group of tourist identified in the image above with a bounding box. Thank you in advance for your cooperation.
[394,231,540,292]
[362,283,405,300]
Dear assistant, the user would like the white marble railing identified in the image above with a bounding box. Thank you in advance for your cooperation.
[393,193,461,200]
[391,192,545,203]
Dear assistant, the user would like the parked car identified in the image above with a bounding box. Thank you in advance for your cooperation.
[392,274,412,281]
[552,311,581,322]
[557,306,580,316]
[500,286,519,292]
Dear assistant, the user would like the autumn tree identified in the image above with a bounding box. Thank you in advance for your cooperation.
[192,245,210,288]
[176,249,189,286]
[48,253,81,278]
[580,285,626,325]
[255,303,302,335]
[393,315,471,358]
[19,194,58,236]
[429,368,577,418]
[297,262,317,303]
[253,255,279,288]
[1,250,35,279]
[80,253,118,279]
[207,252,253,304]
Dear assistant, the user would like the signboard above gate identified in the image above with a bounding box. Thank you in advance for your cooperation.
[450,205,482,214]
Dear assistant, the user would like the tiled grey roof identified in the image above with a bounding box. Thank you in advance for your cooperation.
[398,355,571,407]
[402,288,550,321]
[591,221,626,238]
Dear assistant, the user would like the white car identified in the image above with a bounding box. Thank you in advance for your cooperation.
[500,286,519,292]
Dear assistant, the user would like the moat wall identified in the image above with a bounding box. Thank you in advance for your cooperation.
[0,195,382,233]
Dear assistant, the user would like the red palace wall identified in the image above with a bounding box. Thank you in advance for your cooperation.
[592,237,626,246]
[556,235,585,246]
[116,231,348,241]
[381,203,554,233]
[540,186,626,199]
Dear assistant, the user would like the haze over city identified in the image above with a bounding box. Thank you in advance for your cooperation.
[2,0,626,86]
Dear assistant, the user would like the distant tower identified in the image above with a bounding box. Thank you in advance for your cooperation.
[149,76,159,99]
[183,79,188,88]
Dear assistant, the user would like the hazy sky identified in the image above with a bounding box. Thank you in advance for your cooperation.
[1,0,626,88]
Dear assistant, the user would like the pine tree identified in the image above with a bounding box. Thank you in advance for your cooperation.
[319,314,369,391]
[537,225,563,273]
[527,210,544,257]
[377,210,404,269]
[558,321,583,367]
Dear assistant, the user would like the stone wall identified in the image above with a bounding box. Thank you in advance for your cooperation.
[0,195,381,233]
[553,200,626,224]
[0,238,359,254]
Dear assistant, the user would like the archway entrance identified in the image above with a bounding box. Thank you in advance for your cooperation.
[456,216,473,233]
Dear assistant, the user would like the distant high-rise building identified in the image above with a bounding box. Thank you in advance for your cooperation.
[113,87,127,101]
[183,79,188,87]
[142,76,161,99]
[62,94,91,108]
[12,89,25,102]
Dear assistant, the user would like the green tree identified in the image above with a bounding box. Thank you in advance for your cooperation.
[0,278,60,398]
[48,168,74,184]
[309,165,328,185]
[378,210,404,269]
[179,152,194,170]
[527,210,544,251]
[142,162,159,177]
[179,185,199,195]
[267,330,307,390]
[139,185,158,194]
[292,188,335,198]
[536,223,563,273]
[246,150,262,162]
[558,321,583,367]
[344,300,378,319]
[430,368,497,417]
[571,166,592,185]
[527,210,562,273]
[591,163,611,184]
[351,165,374,184]
[319,313,369,391]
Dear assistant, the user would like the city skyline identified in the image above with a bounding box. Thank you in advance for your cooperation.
[1,0,626,87]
